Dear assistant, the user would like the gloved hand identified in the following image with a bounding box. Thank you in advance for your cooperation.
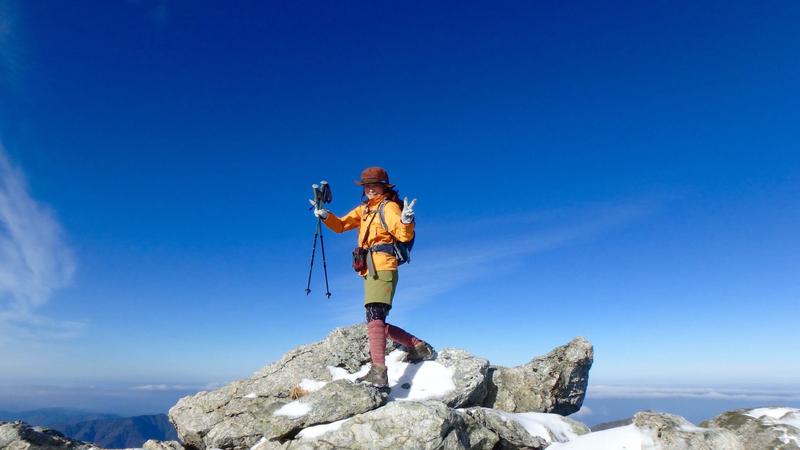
[401,197,416,224]
[308,199,329,220]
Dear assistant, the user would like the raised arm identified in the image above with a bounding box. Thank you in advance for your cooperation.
[323,205,362,233]
[382,201,415,242]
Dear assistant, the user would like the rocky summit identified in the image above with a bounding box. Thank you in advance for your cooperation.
[167,324,593,450]
[5,326,799,450]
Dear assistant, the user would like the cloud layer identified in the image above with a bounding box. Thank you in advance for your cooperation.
[589,385,800,402]
[0,145,79,344]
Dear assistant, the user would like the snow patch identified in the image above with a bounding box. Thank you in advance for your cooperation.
[745,407,800,429]
[296,417,351,439]
[329,365,369,381]
[243,393,257,399]
[385,350,455,401]
[273,400,312,418]
[745,407,800,445]
[330,349,455,402]
[493,410,582,443]
[547,424,655,450]
[298,378,328,392]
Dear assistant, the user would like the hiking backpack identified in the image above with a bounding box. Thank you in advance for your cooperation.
[377,200,415,265]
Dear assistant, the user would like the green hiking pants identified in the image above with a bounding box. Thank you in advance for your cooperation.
[363,270,398,306]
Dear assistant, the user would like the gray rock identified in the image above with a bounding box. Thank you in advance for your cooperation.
[277,401,472,450]
[0,421,98,450]
[169,325,595,450]
[633,411,743,450]
[590,417,633,431]
[482,337,593,414]
[458,407,549,450]
[266,380,387,440]
[143,440,185,450]
[169,325,374,450]
[701,407,800,450]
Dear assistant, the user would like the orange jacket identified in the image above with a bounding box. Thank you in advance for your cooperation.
[322,195,415,276]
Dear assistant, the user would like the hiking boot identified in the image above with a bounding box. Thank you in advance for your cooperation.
[404,341,434,363]
[356,364,388,387]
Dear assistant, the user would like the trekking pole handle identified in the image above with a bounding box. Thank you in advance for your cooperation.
[311,184,322,208]
[319,180,332,205]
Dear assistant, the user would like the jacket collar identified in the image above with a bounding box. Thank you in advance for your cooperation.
[364,195,385,211]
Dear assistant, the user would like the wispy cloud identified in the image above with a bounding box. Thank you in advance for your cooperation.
[589,385,800,402]
[0,144,80,344]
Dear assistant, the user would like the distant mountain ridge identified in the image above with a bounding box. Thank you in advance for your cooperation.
[0,407,177,448]
[0,407,121,431]
[65,414,178,448]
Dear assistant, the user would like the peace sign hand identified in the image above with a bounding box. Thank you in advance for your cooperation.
[401,197,417,224]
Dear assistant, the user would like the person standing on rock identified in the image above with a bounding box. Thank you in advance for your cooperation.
[310,166,434,388]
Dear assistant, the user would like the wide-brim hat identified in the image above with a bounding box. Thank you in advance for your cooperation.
[354,166,395,188]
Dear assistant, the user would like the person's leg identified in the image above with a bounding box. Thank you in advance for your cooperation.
[357,303,390,386]
[365,303,389,366]
[385,323,423,348]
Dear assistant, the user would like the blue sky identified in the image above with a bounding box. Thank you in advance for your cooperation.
[1,0,799,415]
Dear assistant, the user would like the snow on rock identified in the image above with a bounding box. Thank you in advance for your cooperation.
[493,410,586,443]
[703,406,800,447]
[550,410,748,450]
[329,349,457,402]
[457,407,586,449]
[386,349,456,401]
[265,379,387,440]
[547,424,654,450]
[297,378,328,393]
[272,400,312,418]
[296,417,351,440]
[745,407,800,430]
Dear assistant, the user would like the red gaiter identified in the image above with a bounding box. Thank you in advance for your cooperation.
[367,320,387,366]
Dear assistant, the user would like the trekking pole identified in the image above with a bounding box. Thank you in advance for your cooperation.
[305,181,334,298]
[304,221,319,295]
[305,184,322,295]
[318,181,332,298]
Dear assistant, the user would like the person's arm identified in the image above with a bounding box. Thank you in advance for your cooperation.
[323,205,361,233]
[382,201,415,242]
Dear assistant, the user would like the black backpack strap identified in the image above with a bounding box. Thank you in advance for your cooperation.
[360,206,378,247]
[361,208,380,278]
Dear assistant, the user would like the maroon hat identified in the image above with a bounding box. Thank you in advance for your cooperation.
[354,167,395,188]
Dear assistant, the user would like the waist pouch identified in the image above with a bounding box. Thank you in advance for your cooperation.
[352,247,368,273]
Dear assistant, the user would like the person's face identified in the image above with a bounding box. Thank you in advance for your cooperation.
[364,183,385,199]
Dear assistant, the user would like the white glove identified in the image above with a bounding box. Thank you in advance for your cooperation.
[308,199,329,220]
[401,197,416,224]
